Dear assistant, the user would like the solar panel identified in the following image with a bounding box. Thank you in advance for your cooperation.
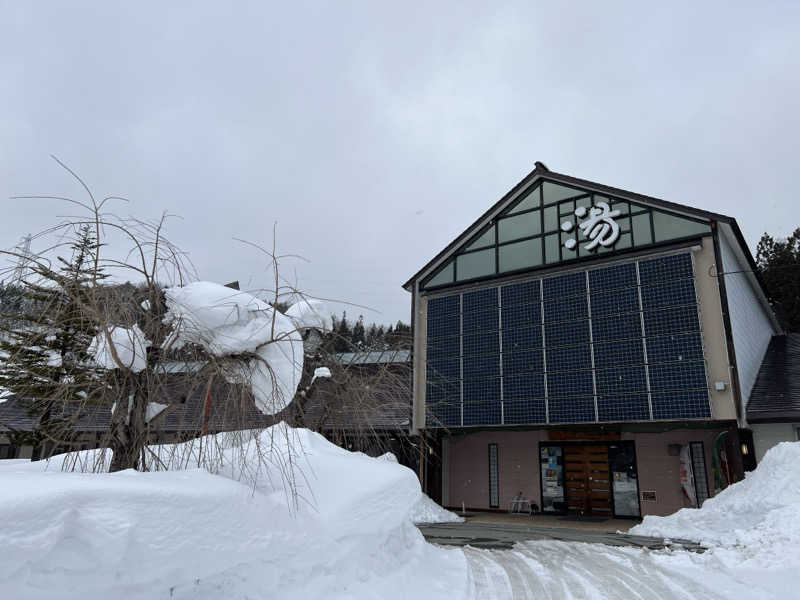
[641,278,696,310]
[502,372,545,400]
[503,398,546,424]
[638,253,693,284]
[463,354,500,379]
[542,272,585,299]
[545,344,592,372]
[427,293,460,318]
[646,332,704,364]
[462,288,497,313]
[594,365,647,395]
[643,305,700,337]
[501,302,540,329]
[544,293,588,323]
[588,262,637,291]
[548,396,595,423]
[647,361,707,392]
[462,308,499,334]
[651,390,710,419]
[547,370,594,398]
[502,326,543,352]
[597,394,650,422]
[501,280,540,306]
[502,348,544,374]
[590,287,639,316]
[544,319,590,347]
[424,251,710,427]
[593,339,644,368]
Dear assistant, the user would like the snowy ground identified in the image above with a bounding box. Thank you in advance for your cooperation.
[0,432,797,599]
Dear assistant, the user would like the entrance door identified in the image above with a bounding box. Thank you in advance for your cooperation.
[563,445,612,516]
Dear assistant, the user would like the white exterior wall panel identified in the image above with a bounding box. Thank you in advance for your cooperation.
[718,232,777,405]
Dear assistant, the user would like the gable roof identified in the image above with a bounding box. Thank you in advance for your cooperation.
[747,334,800,422]
[403,161,746,291]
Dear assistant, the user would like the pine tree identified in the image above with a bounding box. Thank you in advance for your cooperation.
[0,226,104,459]
[352,315,366,348]
[333,311,352,352]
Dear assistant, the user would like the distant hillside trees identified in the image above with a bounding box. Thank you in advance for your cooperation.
[329,312,411,352]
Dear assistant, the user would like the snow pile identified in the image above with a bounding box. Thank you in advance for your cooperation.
[286,297,332,332]
[631,442,800,551]
[0,425,468,600]
[410,493,464,524]
[163,282,303,415]
[88,325,149,373]
[630,441,800,593]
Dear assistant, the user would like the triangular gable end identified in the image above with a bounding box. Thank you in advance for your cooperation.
[420,178,712,290]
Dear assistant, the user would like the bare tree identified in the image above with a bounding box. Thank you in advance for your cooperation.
[0,159,316,500]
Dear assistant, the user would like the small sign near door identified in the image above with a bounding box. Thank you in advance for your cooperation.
[640,490,657,502]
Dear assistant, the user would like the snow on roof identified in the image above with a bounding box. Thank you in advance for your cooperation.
[334,349,411,365]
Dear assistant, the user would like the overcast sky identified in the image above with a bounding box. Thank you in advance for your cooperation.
[1,2,798,324]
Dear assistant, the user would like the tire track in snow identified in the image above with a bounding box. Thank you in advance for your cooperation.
[464,540,731,600]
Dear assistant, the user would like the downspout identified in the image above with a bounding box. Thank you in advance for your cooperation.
[711,222,745,424]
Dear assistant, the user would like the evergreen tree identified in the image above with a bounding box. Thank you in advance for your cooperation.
[0,226,104,459]
[756,229,800,330]
[332,311,352,352]
[351,315,366,348]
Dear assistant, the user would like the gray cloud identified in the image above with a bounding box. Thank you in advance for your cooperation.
[1,1,798,324]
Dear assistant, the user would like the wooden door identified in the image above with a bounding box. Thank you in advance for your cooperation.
[563,445,612,516]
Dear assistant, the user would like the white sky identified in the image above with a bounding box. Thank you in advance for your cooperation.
[1,1,798,324]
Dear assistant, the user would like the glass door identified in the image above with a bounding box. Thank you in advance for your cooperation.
[608,442,640,517]
[540,445,565,513]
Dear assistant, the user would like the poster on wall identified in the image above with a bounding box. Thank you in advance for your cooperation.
[712,432,730,493]
[680,444,697,507]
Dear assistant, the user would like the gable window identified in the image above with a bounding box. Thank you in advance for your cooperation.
[420,180,712,290]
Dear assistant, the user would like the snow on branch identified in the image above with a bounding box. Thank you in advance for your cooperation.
[286,297,332,332]
[88,325,150,373]
[163,281,303,415]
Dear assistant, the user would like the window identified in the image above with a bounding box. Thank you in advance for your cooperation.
[420,180,714,291]
[689,442,710,506]
[499,238,542,272]
[456,249,495,281]
[498,211,541,243]
[488,444,499,508]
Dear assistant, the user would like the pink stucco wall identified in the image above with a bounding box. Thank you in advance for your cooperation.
[444,427,729,517]
[622,429,721,516]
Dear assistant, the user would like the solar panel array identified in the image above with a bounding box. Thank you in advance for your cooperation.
[425,252,711,427]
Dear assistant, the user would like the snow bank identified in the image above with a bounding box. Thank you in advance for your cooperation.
[631,442,800,550]
[629,441,800,593]
[88,325,149,372]
[0,425,468,600]
[163,282,303,415]
[410,493,464,524]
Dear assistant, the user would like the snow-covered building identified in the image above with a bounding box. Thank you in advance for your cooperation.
[404,162,784,518]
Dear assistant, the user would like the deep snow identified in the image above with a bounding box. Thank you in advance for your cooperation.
[1,435,798,599]
[0,425,466,600]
